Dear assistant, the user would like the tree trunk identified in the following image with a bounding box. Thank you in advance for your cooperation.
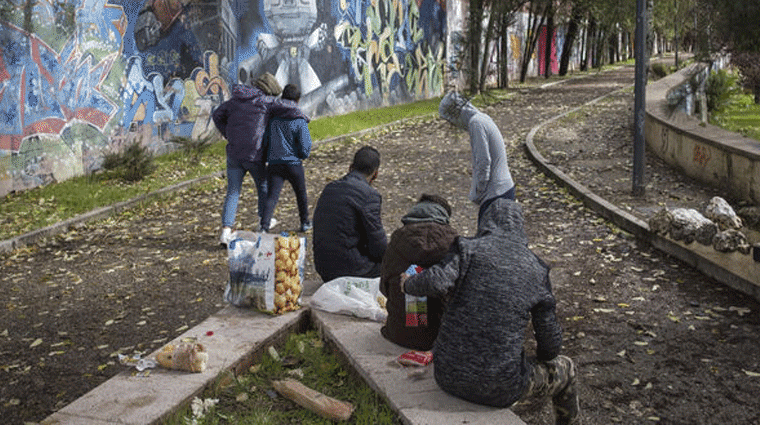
[583,17,596,71]
[479,6,498,92]
[519,2,548,83]
[499,12,510,88]
[559,5,582,76]
[544,3,554,78]
[468,0,484,94]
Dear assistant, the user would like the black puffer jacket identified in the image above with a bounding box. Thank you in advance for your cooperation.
[404,198,562,407]
[312,171,388,282]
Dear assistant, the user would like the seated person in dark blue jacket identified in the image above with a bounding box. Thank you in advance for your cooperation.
[312,146,388,283]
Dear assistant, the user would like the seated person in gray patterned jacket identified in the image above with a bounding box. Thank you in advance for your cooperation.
[399,198,579,424]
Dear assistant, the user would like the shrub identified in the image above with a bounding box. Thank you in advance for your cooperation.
[705,69,739,112]
[731,51,760,105]
[102,141,156,182]
[171,134,218,162]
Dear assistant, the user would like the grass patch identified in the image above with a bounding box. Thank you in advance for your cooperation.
[164,329,399,425]
[710,92,760,141]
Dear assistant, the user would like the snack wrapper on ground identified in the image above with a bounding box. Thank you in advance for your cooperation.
[272,378,354,421]
[397,350,433,367]
[156,342,208,373]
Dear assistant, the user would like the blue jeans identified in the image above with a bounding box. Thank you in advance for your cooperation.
[261,162,309,230]
[222,158,267,228]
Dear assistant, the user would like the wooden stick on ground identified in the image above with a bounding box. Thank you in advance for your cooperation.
[272,378,354,421]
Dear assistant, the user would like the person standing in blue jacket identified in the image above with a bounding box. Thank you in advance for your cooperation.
[212,73,307,246]
[260,84,312,233]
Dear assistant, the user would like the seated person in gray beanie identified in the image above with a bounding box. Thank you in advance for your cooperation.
[399,198,579,424]
[379,194,458,351]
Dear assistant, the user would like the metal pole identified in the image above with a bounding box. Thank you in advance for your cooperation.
[633,0,646,196]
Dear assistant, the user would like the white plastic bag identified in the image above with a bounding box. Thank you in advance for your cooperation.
[309,277,387,322]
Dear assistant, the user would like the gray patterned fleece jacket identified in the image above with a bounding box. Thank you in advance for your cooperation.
[404,198,562,407]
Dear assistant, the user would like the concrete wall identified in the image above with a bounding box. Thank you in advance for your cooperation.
[645,62,760,205]
[0,0,447,198]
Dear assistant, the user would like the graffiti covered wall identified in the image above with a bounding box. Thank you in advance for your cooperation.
[0,0,447,197]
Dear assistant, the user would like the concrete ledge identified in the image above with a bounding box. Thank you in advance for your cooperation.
[645,63,760,204]
[41,305,310,425]
[310,309,525,425]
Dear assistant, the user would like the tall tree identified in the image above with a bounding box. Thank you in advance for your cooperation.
[559,1,586,76]
[519,0,551,83]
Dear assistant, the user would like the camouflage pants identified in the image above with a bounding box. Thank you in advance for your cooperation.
[518,355,579,424]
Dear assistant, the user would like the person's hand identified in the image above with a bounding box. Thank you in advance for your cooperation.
[399,273,409,294]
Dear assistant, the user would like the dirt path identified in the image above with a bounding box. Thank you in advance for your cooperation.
[1,65,759,424]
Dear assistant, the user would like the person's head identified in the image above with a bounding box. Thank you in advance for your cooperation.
[438,91,475,130]
[350,146,381,182]
[418,193,452,217]
[282,84,301,102]
[255,72,282,96]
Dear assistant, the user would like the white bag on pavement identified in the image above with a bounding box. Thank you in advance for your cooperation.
[309,277,387,322]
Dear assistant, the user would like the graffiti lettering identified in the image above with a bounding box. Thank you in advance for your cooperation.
[661,126,669,153]
[693,144,711,167]
[335,0,444,101]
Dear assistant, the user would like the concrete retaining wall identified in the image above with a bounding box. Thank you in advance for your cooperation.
[645,63,760,205]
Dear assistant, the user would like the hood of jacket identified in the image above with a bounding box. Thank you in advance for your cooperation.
[438,91,480,131]
[230,84,264,100]
[477,198,528,245]
[401,201,450,225]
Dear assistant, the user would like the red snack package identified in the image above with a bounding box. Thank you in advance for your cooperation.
[397,350,433,367]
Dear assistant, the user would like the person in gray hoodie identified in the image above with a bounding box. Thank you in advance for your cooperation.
[439,91,515,223]
[399,198,579,424]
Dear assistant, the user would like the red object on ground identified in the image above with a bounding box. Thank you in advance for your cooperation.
[397,350,433,366]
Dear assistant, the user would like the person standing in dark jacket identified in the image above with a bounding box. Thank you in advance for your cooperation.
[400,198,579,424]
[380,194,458,351]
[312,146,387,283]
[212,73,306,246]
[260,84,312,233]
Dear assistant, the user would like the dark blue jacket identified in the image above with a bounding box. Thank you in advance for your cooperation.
[265,100,311,165]
[212,85,308,163]
[312,171,388,282]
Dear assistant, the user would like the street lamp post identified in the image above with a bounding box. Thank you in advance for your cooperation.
[633,0,646,196]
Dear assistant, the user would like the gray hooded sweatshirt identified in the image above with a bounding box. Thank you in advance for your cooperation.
[439,92,515,205]
[404,198,562,407]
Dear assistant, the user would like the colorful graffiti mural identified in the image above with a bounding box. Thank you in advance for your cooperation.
[236,0,446,116]
[0,0,447,198]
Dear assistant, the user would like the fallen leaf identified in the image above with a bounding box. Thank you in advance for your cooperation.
[593,308,615,313]
[30,338,43,348]
[743,370,760,377]
[729,306,751,316]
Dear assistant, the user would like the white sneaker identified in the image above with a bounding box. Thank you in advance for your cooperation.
[220,227,233,246]
[268,218,278,230]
